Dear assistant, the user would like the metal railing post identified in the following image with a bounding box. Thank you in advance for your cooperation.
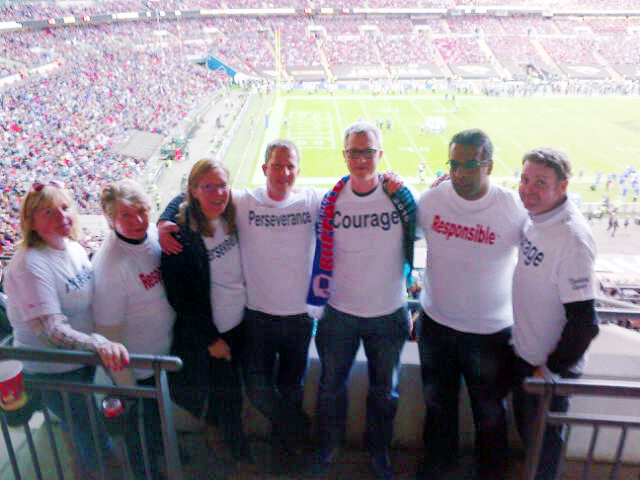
[156,363,184,480]
[523,377,555,480]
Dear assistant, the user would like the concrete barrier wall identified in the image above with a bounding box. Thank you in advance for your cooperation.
[176,324,640,462]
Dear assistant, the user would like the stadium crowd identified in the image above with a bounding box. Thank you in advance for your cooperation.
[2,12,640,78]
[0,22,229,256]
[1,10,640,257]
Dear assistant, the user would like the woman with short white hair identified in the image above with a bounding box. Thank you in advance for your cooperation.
[92,178,176,480]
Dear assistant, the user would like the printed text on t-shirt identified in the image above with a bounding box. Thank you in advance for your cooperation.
[139,266,163,290]
[520,235,544,266]
[431,215,496,244]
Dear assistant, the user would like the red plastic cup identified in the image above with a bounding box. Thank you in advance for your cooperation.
[0,360,28,411]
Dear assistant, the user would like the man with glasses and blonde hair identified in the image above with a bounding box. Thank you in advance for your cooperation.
[415,129,528,479]
[306,121,417,480]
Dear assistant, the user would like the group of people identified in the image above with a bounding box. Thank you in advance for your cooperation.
[4,122,599,480]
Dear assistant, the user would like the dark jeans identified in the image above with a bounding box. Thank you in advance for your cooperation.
[315,305,410,456]
[510,352,572,480]
[124,376,165,480]
[26,366,114,469]
[417,313,511,476]
[243,309,313,440]
[170,322,246,455]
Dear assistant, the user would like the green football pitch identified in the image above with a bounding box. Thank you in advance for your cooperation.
[243,92,640,204]
[240,92,640,201]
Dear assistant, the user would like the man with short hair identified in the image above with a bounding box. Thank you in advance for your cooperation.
[307,121,417,480]
[416,129,528,479]
[236,140,321,467]
[510,147,599,480]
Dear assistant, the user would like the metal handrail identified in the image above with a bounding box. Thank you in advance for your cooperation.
[0,345,184,480]
[0,345,183,372]
[523,377,640,480]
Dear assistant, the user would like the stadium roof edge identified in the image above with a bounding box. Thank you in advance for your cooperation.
[4,7,640,32]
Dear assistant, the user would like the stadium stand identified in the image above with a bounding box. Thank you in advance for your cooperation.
[1,2,640,256]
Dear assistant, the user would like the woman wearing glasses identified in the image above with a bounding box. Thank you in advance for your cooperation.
[4,180,129,478]
[160,159,251,469]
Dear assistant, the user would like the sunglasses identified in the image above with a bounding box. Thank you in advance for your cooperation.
[447,160,490,171]
[32,180,65,192]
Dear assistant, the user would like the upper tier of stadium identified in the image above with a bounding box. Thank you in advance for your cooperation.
[1,3,639,256]
[2,0,640,22]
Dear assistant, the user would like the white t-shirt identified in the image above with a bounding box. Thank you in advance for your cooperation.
[202,217,247,333]
[512,199,597,368]
[6,240,93,374]
[418,181,527,334]
[234,187,322,316]
[329,181,408,317]
[92,226,175,380]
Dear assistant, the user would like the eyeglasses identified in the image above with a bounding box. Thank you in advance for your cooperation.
[32,180,65,192]
[344,148,379,160]
[198,182,228,193]
[447,160,490,171]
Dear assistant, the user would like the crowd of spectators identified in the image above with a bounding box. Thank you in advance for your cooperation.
[553,18,590,36]
[595,36,640,65]
[324,38,381,66]
[498,16,558,36]
[412,18,449,35]
[448,16,504,36]
[2,8,640,256]
[266,16,323,68]
[3,7,638,78]
[315,16,364,37]
[434,36,487,64]
[486,36,545,64]
[537,37,597,64]
[584,16,640,35]
[368,17,415,35]
[376,35,435,66]
[0,22,228,257]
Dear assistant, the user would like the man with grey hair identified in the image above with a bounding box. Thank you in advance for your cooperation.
[510,147,599,480]
[306,121,417,480]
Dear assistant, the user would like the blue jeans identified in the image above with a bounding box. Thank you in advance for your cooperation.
[26,366,114,469]
[417,313,511,476]
[315,305,410,455]
[511,353,571,480]
[243,309,313,438]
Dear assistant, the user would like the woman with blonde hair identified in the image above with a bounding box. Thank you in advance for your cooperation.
[161,159,251,467]
[4,180,128,477]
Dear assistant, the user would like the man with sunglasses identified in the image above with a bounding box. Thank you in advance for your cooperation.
[415,129,527,479]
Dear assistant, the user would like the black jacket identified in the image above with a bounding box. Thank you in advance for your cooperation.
[161,208,220,381]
